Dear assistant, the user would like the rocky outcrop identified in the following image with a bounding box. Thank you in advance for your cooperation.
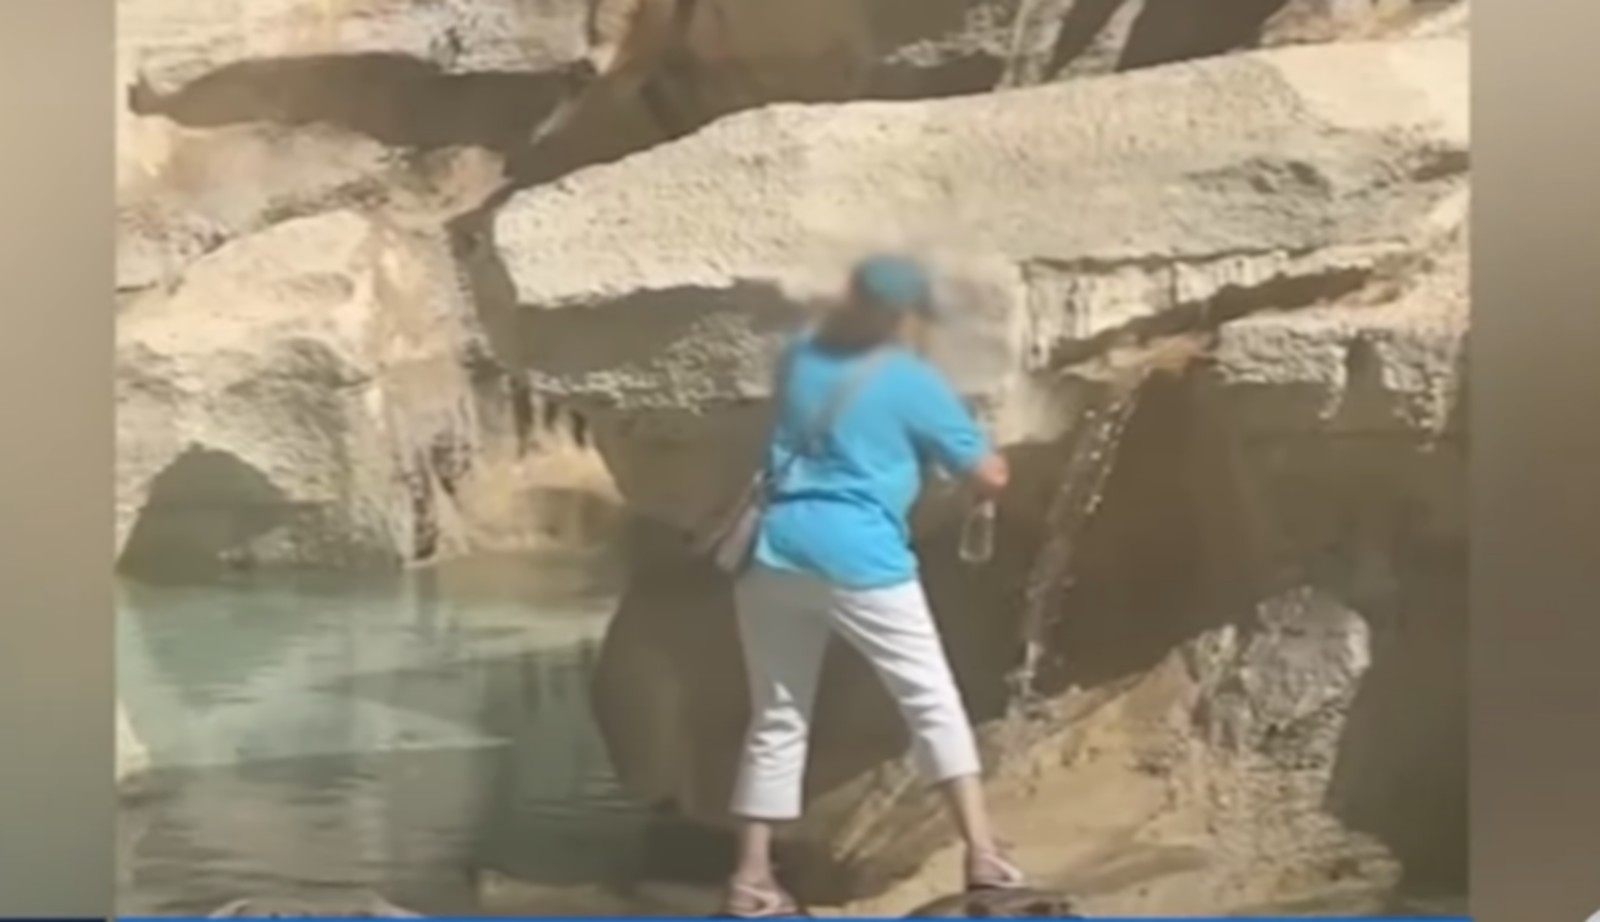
[119,0,592,99]
[468,32,1469,905]
[118,0,1458,190]
[117,210,470,569]
[115,209,620,575]
[117,124,509,295]
[485,34,1466,524]
[115,0,1468,912]
[543,0,1464,150]
[1002,0,1458,86]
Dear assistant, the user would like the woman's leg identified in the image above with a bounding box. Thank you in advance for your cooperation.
[730,821,775,892]
[828,579,1025,888]
[939,775,1026,888]
[726,569,833,910]
[937,773,999,855]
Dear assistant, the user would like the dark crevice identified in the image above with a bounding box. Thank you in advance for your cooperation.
[1324,522,1467,892]
[1046,0,1132,77]
[878,56,1007,100]
[1037,371,1261,696]
[569,410,593,449]
[509,0,704,185]
[428,431,469,499]
[509,375,537,455]
[638,73,697,141]
[407,453,440,562]
[528,398,593,450]
[132,54,575,152]
[1343,336,1382,386]
[641,0,705,140]
[1042,262,1380,373]
[445,199,527,374]
[461,338,509,385]
[119,448,294,580]
[539,397,564,434]
[1115,0,1292,71]
[1410,145,1471,183]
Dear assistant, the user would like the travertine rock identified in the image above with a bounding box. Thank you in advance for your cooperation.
[116,206,622,575]
[116,0,1021,107]
[1003,0,1460,86]
[1210,216,1467,435]
[1261,0,1459,47]
[115,0,1461,205]
[501,35,1471,903]
[117,124,399,293]
[115,0,1028,180]
[676,0,1023,110]
[1402,0,1469,38]
[486,35,1467,529]
[558,0,1462,139]
[111,1,1470,909]
[116,210,483,572]
[117,0,592,99]
[117,122,504,293]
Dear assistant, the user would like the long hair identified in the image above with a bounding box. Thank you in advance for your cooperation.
[811,300,910,356]
[811,256,931,356]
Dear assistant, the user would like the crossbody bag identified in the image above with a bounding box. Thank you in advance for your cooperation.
[692,348,892,575]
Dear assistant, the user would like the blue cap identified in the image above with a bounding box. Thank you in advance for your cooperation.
[851,254,936,316]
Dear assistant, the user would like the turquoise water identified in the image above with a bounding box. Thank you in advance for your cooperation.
[115,553,663,916]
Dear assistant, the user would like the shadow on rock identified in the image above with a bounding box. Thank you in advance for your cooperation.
[133,54,574,152]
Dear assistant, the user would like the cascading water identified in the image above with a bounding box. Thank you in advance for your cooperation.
[1002,335,1210,729]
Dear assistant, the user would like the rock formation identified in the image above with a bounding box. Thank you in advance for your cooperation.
[484,34,1464,516]
[115,0,1468,913]
[1001,0,1461,86]
[478,28,1466,910]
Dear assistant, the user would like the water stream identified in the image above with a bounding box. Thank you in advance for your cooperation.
[115,552,672,917]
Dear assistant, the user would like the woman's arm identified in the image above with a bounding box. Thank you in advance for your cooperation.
[902,361,1006,493]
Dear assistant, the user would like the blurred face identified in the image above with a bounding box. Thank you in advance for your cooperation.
[845,281,923,342]
[846,255,935,349]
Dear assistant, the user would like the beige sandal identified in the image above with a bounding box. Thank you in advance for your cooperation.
[714,879,807,918]
[966,846,1028,891]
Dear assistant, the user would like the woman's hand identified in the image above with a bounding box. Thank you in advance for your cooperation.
[967,451,1011,497]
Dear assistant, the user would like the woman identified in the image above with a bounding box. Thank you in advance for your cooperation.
[721,255,1025,917]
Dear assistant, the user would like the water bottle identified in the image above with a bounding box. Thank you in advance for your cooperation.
[958,498,997,564]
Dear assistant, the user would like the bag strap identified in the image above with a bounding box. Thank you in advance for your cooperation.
[766,347,892,488]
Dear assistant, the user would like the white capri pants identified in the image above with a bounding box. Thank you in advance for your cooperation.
[730,567,983,820]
